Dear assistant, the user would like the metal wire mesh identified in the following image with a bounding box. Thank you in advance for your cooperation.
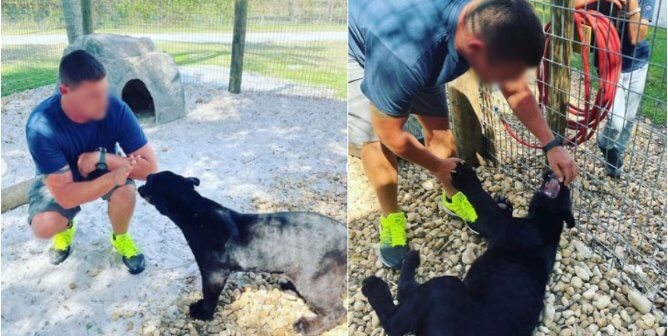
[474,0,666,300]
[1,0,346,99]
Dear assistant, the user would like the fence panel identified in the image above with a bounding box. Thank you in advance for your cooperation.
[1,0,346,99]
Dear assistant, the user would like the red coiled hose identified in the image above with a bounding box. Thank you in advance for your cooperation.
[500,9,622,148]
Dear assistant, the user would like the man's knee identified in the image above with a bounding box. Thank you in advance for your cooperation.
[31,212,69,239]
[108,183,136,204]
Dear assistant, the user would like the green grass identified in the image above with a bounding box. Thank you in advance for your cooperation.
[1,37,346,98]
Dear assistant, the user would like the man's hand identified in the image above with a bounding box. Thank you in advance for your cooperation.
[109,156,136,186]
[546,146,578,185]
[429,158,462,187]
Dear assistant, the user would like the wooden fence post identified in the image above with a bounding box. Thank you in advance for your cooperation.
[80,0,93,35]
[547,0,574,139]
[448,70,496,167]
[229,0,248,94]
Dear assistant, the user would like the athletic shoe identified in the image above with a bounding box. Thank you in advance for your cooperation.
[49,220,76,265]
[442,192,484,235]
[378,212,410,269]
[110,232,145,274]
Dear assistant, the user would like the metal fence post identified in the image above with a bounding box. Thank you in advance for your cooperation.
[229,0,248,94]
[80,0,93,35]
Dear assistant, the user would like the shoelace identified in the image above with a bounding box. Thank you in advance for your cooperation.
[389,216,406,247]
[113,234,140,257]
[446,193,478,223]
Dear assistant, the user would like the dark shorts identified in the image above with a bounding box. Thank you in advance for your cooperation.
[27,176,135,225]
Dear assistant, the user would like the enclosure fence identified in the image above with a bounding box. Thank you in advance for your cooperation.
[1,0,346,99]
[467,0,666,306]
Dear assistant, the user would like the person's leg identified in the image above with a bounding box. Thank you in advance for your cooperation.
[361,141,399,216]
[415,115,458,197]
[615,64,648,155]
[31,211,69,239]
[597,71,631,176]
[348,58,408,268]
[27,177,80,264]
[105,180,145,274]
[107,183,136,235]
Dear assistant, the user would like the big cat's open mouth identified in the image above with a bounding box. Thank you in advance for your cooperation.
[540,174,560,199]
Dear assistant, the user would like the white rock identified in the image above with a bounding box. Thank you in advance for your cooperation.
[462,249,476,265]
[595,295,611,309]
[572,240,593,258]
[628,290,652,314]
[574,265,590,281]
[570,277,583,289]
[641,313,655,329]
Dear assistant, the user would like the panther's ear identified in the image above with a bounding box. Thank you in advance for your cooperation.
[187,177,200,186]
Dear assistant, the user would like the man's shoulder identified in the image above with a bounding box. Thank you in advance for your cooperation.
[26,94,60,134]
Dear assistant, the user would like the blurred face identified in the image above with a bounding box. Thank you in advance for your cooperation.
[464,40,528,83]
[59,77,109,121]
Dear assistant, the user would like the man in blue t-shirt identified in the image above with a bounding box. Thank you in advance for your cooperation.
[349,0,579,268]
[25,50,158,274]
[579,0,655,177]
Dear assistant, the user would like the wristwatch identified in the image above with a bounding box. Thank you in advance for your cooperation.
[96,147,108,171]
[542,138,563,155]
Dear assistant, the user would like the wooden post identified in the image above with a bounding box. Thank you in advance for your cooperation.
[448,70,496,167]
[547,0,574,139]
[229,0,248,94]
[1,178,36,213]
[80,0,93,35]
[61,0,82,44]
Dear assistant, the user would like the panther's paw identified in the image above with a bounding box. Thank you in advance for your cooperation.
[293,315,324,335]
[495,195,513,216]
[189,299,214,321]
[362,276,388,297]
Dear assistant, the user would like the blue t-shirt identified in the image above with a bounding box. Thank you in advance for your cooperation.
[26,94,148,181]
[348,0,470,116]
[587,0,655,72]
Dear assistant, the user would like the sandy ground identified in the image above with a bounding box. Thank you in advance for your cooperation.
[1,84,347,336]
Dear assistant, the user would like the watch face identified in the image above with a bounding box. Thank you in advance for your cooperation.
[96,163,107,171]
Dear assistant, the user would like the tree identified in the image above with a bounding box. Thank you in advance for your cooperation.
[61,0,82,44]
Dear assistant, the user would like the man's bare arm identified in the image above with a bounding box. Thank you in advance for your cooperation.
[370,104,455,184]
[77,143,158,180]
[45,165,131,209]
[500,76,578,184]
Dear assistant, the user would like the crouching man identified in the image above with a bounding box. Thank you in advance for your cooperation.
[25,50,158,274]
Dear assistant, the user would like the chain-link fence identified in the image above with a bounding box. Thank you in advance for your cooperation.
[1,0,346,99]
[469,0,666,304]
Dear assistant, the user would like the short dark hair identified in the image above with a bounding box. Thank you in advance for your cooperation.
[464,0,545,66]
[59,50,107,87]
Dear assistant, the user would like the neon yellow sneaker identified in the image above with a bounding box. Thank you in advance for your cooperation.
[49,221,76,265]
[110,232,145,274]
[443,192,483,235]
[378,212,410,268]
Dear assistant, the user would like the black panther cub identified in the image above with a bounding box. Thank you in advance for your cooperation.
[138,171,346,335]
[362,162,575,336]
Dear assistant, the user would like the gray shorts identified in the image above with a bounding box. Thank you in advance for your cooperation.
[27,176,135,225]
[347,58,449,151]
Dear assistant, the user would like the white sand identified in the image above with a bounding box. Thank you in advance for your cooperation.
[1,84,346,336]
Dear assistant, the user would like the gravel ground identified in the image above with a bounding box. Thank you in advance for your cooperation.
[1,83,347,336]
[347,122,666,336]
